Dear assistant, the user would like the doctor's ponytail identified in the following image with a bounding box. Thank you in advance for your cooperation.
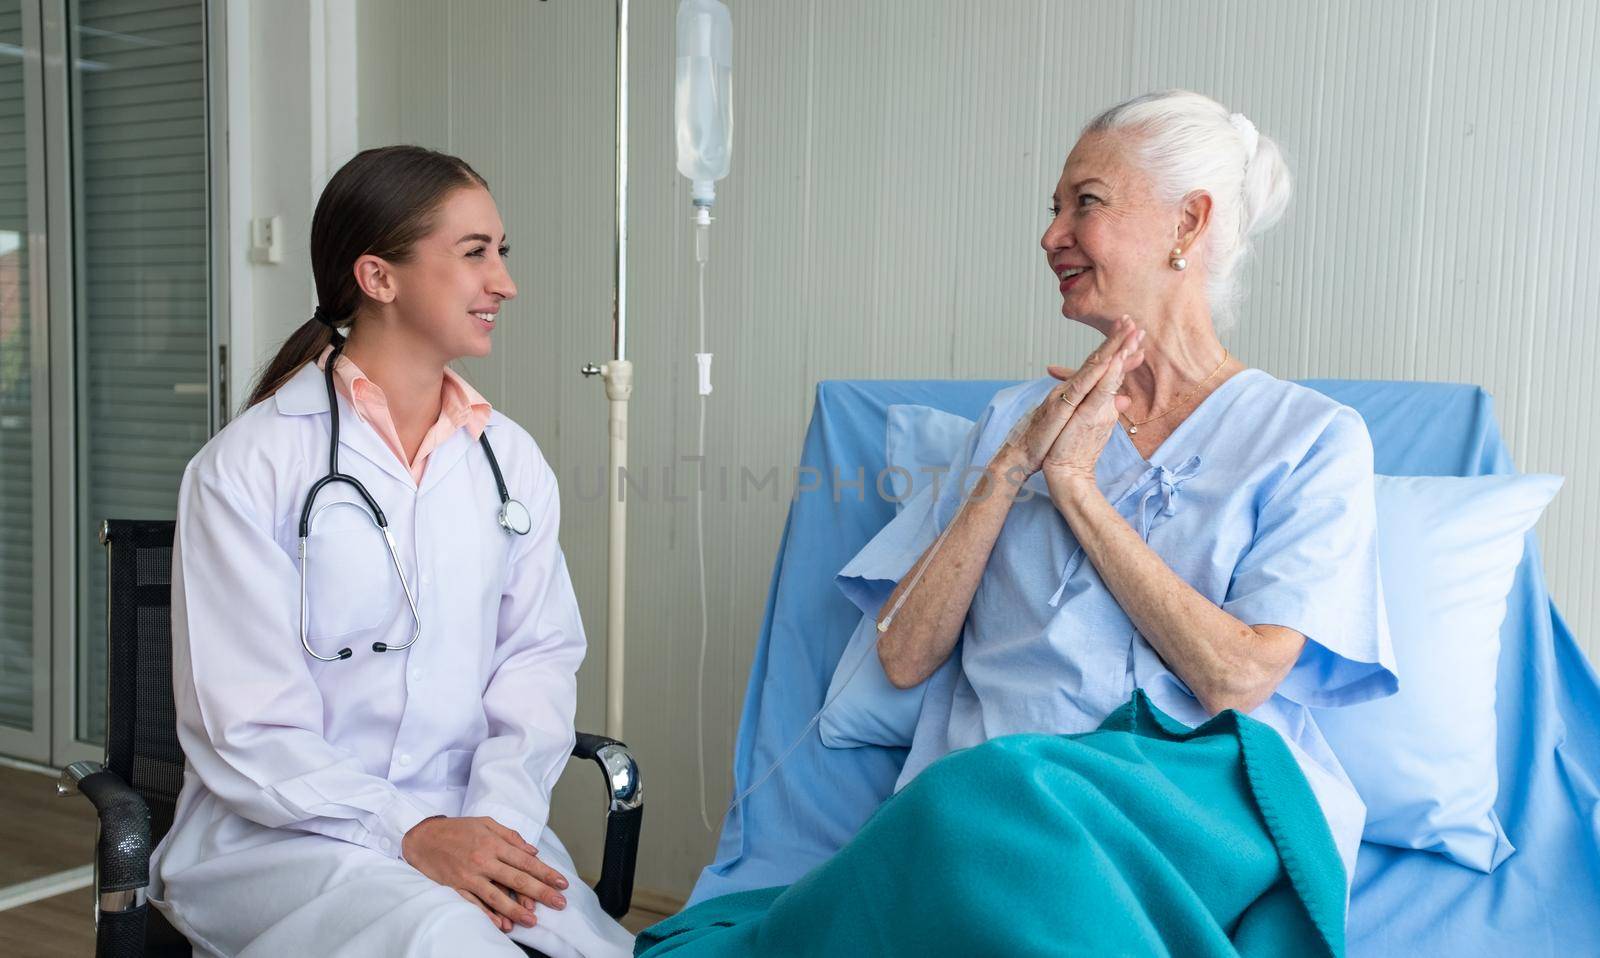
[245,145,489,408]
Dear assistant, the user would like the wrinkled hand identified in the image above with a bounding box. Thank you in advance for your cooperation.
[1040,318,1145,497]
[401,816,569,934]
[1000,317,1145,478]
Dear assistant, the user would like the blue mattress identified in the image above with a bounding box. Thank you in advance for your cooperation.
[690,379,1600,955]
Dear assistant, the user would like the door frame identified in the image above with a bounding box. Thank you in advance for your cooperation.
[0,0,55,764]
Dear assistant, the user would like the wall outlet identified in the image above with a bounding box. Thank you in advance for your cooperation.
[250,215,283,264]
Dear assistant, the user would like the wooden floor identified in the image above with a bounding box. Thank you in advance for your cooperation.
[620,903,673,935]
[0,763,673,954]
[0,763,99,956]
[0,886,95,958]
[0,762,98,887]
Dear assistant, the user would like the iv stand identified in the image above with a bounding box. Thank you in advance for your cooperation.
[581,0,631,741]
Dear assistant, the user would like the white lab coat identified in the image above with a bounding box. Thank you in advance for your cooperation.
[149,361,635,958]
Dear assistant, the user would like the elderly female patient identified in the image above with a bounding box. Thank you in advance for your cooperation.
[639,90,1393,957]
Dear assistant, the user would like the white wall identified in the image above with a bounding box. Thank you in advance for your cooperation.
[248,0,1600,905]
[229,0,359,393]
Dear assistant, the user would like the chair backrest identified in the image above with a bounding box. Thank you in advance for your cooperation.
[102,518,185,843]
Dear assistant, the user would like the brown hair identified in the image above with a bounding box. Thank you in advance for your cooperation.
[245,145,489,407]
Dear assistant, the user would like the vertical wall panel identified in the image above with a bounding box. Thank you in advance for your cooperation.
[357,0,1600,903]
[357,0,620,868]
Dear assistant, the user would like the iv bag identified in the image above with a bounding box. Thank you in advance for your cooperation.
[675,0,732,207]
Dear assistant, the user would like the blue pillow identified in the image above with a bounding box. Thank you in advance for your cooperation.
[1314,472,1562,872]
[817,611,927,749]
[882,403,979,510]
[818,406,976,749]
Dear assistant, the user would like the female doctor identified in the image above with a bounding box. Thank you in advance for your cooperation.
[149,146,635,958]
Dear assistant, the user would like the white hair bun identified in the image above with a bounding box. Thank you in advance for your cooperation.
[1228,112,1260,162]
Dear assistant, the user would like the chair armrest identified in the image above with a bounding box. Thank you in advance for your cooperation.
[58,761,151,958]
[58,761,151,895]
[570,733,643,919]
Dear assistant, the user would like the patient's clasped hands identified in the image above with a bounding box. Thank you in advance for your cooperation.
[402,815,570,934]
[1000,316,1147,496]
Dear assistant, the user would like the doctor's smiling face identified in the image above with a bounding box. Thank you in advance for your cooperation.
[353,184,517,364]
[1041,130,1191,337]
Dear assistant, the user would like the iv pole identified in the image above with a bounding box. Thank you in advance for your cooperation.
[582,0,632,740]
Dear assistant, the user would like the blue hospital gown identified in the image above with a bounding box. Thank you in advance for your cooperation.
[837,369,1398,882]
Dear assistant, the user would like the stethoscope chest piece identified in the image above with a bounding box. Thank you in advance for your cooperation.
[499,498,532,536]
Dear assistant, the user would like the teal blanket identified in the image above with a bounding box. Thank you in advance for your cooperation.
[639,691,1346,957]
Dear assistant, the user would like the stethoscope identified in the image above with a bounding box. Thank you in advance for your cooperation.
[298,337,532,662]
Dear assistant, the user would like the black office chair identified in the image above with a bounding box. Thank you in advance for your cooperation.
[57,518,643,958]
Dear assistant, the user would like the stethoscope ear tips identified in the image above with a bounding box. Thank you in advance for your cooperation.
[372,642,388,653]
[338,648,353,660]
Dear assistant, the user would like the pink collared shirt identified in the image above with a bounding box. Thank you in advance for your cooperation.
[315,345,492,485]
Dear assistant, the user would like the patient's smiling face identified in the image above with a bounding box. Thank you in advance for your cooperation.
[1040,131,1185,334]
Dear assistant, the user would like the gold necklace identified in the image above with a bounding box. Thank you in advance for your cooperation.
[1120,349,1230,436]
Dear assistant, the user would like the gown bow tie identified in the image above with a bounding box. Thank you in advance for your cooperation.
[1047,455,1203,608]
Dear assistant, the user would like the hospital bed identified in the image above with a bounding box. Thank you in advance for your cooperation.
[691,379,1600,955]
[59,519,643,958]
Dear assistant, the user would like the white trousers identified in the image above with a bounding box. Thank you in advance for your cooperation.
[153,824,635,958]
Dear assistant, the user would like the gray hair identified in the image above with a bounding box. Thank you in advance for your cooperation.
[1083,90,1292,328]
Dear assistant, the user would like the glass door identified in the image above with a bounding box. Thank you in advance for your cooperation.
[64,0,213,751]
[0,0,215,766]
[0,0,52,762]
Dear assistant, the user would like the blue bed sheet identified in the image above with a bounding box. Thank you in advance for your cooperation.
[690,379,1600,956]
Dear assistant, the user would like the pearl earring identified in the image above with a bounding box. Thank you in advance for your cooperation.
[1169,247,1187,271]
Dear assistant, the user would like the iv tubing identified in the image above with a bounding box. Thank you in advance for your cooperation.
[694,221,713,830]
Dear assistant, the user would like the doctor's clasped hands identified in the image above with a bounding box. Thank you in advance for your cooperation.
[401,815,570,933]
